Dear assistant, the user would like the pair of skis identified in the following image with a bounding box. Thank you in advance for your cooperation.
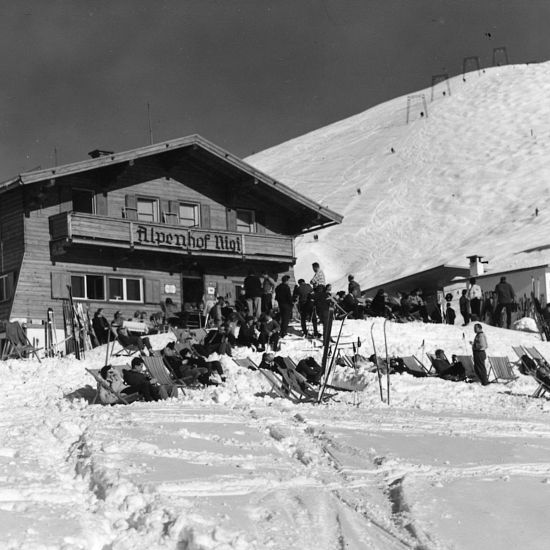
[318,307,350,403]
[370,319,391,404]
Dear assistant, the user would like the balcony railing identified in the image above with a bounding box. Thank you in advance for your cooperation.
[49,211,295,261]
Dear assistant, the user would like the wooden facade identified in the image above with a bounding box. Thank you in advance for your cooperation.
[0,135,341,323]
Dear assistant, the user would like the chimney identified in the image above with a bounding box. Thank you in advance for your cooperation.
[88,149,114,159]
[467,255,488,277]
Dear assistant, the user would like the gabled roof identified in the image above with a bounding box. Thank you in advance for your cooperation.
[0,134,342,232]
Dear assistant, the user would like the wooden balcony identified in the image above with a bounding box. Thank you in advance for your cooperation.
[49,211,295,262]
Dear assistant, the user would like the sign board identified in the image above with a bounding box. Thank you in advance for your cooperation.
[134,225,243,254]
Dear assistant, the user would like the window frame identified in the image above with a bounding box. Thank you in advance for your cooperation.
[107,276,144,303]
[178,201,201,228]
[136,196,160,223]
[70,274,106,301]
[72,188,96,214]
[235,208,255,233]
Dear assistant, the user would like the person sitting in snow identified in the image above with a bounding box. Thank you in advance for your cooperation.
[122,357,168,401]
[237,315,259,349]
[193,324,235,357]
[161,341,206,385]
[258,311,281,352]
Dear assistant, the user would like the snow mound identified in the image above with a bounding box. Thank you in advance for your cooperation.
[247,61,550,290]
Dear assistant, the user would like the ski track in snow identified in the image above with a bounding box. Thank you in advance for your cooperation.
[2,323,550,549]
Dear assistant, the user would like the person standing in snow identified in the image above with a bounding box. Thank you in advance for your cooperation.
[293,279,315,337]
[493,276,515,329]
[310,262,326,289]
[471,323,489,386]
[261,271,276,313]
[468,278,483,320]
[459,289,470,326]
[244,270,263,320]
[445,303,456,325]
[275,275,293,338]
[348,275,361,299]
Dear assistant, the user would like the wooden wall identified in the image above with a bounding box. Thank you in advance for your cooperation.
[7,151,298,322]
[0,189,25,320]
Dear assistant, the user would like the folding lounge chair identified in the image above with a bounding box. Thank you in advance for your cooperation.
[234,357,258,370]
[238,357,298,401]
[277,356,334,403]
[142,356,184,397]
[403,355,432,377]
[520,347,550,398]
[487,356,518,383]
[456,355,477,380]
[110,334,142,358]
[86,368,140,405]
[2,321,42,362]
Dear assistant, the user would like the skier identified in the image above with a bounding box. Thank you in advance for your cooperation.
[493,276,515,329]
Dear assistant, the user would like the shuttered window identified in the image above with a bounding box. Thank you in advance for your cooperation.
[179,202,200,227]
[236,209,255,233]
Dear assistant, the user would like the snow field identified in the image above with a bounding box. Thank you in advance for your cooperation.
[1,320,550,548]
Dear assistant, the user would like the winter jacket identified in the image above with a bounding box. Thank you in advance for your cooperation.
[293,283,313,304]
[494,282,515,304]
[275,283,293,305]
[244,275,263,298]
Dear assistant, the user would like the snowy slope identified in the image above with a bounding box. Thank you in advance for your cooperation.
[247,62,550,291]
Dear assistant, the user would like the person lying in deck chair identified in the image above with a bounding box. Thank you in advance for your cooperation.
[431,350,466,381]
[162,342,208,385]
[115,323,154,356]
[181,348,226,384]
[122,357,168,401]
[98,365,134,405]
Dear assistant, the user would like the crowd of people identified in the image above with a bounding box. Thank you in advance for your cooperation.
[89,264,532,405]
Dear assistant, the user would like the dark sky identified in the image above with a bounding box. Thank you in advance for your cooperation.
[1,0,549,180]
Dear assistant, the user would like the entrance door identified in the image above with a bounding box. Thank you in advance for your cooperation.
[181,276,204,307]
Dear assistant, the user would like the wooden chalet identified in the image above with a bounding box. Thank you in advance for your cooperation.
[0,135,342,325]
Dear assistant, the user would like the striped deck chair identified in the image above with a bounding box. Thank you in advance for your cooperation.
[456,355,477,380]
[86,368,140,405]
[402,355,431,377]
[142,356,183,397]
[487,356,518,383]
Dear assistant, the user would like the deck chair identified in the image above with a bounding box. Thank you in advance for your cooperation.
[402,355,431,377]
[456,355,477,380]
[142,356,183,397]
[234,357,258,370]
[110,333,142,358]
[277,356,335,403]
[519,347,550,398]
[2,321,41,362]
[487,356,518,383]
[86,368,140,405]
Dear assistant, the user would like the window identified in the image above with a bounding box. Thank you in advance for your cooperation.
[236,209,255,233]
[70,274,105,300]
[108,277,143,302]
[179,202,200,227]
[73,189,95,214]
[136,198,159,223]
[0,275,7,302]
